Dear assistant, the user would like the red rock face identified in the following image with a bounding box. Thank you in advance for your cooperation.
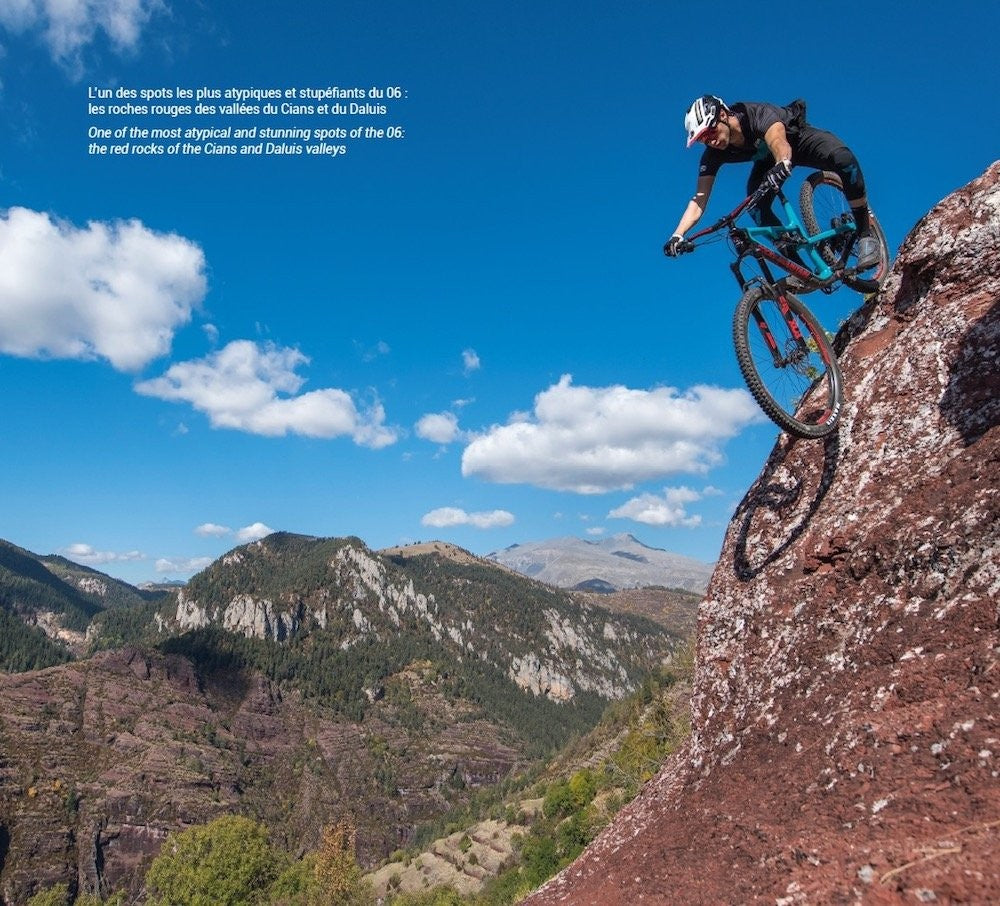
[0,646,524,902]
[526,163,1000,905]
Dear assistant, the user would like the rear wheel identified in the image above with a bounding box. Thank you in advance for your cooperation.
[733,285,843,439]
[799,170,890,293]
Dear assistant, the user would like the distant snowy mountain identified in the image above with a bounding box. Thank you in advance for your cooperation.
[486,534,713,593]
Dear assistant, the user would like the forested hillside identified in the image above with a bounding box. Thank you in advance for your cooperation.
[0,532,692,901]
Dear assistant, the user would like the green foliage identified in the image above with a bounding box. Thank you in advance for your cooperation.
[0,540,102,631]
[405,767,543,853]
[517,833,561,885]
[139,814,376,906]
[555,809,593,860]
[541,780,573,820]
[87,600,162,653]
[76,894,125,906]
[40,554,166,609]
[0,606,71,671]
[542,769,596,819]
[0,537,167,669]
[567,769,597,807]
[183,534,356,605]
[25,885,69,906]
[160,621,604,760]
[388,889,466,906]
[605,685,689,794]
[400,666,693,906]
[268,853,322,904]
[145,815,283,906]
[27,886,124,906]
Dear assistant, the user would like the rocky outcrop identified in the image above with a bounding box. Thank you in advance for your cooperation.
[525,165,1000,904]
[174,589,303,640]
[26,611,88,653]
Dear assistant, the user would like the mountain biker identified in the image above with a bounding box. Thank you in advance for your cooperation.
[663,95,880,270]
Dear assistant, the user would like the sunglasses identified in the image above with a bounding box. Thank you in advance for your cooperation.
[700,122,724,143]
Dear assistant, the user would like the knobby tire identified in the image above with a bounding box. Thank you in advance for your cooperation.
[799,171,890,294]
[733,285,844,439]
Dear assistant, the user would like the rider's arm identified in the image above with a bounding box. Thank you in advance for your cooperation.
[671,174,715,236]
[763,122,793,167]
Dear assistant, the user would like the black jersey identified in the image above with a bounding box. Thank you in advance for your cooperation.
[698,100,806,177]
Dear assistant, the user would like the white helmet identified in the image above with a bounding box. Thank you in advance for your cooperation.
[684,94,728,147]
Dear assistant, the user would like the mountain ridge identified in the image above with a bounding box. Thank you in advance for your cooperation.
[487,533,713,593]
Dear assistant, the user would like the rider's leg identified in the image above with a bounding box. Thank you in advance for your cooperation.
[827,146,871,234]
[794,128,878,269]
[793,127,871,233]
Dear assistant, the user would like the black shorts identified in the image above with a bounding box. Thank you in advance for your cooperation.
[748,125,867,204]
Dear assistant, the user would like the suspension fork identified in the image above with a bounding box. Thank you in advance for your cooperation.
[729,230,813,368]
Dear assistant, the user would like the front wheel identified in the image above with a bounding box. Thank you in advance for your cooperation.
[733,285,844,439]
[799,170,890,294]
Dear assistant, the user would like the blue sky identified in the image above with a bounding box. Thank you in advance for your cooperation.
[0,0,996,584]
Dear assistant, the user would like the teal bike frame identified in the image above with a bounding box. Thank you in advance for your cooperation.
[683,181,861,294]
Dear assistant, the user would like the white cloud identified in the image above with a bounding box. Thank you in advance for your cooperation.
[609,486,703,527]
[585,526,606,536]
[421,507,515,529]
[356,339,391,361]
[155,556,214,575]
[462,348,481,374]
[461,374,762,494]
[236,521,274,542]
[0,0,164,73]
[195,522,231,537]
[0,207,206,371]
[62,543,145,565]
[415,411,462,445]
[135,340,398,447]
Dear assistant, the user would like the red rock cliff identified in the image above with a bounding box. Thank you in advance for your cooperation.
[526,162,1000,904]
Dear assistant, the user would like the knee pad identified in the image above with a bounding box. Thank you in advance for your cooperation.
[829,147,866,202]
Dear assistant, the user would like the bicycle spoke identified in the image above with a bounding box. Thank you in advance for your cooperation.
[734,286,842,438]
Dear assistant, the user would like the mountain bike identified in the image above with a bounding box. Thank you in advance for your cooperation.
[673,171,890,439]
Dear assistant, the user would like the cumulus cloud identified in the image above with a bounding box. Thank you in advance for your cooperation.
[0,207,206,371]
[155,556,214,575]
[462,349,481,373]
[415,411,462,445]
[461,374,762,494]
[0,0,164,73]
[135,340,398,447]
[195,522,231,537]
[62,543,145,565]
[235,522,274,542]
[608,486,703,527]
[421,507,515,529]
